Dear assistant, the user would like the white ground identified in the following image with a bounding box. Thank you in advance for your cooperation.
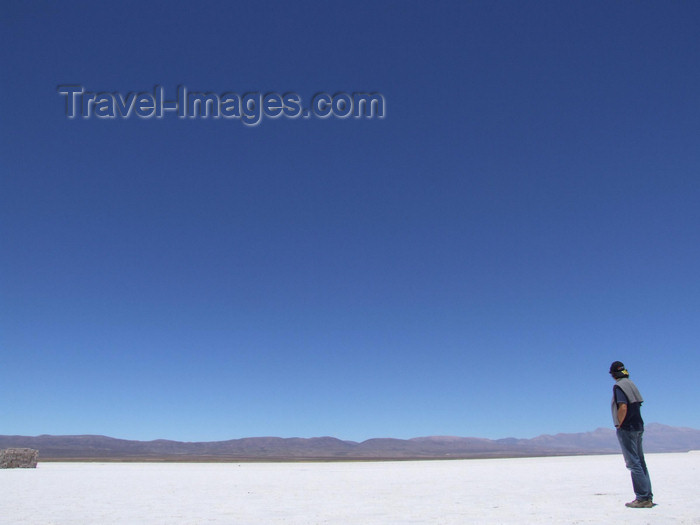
[1,452,698,524]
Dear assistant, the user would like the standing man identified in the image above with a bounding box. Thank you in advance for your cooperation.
[609,361,653,508]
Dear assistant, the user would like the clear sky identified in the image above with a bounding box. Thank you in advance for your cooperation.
[1,1,699,442]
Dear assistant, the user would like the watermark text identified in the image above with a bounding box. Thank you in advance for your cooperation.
[57,85,385,126]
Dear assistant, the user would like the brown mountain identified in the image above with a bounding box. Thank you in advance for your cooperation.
[1,423,697,461]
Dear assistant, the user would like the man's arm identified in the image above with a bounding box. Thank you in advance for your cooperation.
[616,403,627,428]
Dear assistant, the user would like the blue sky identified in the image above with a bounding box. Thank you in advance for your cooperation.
[1,1,699,442]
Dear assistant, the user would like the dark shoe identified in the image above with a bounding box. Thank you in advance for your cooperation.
[625,499,653,508]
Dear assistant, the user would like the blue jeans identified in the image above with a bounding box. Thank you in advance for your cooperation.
[616,428,653,501]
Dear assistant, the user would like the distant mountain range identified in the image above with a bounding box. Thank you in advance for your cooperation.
[1,424,698,461]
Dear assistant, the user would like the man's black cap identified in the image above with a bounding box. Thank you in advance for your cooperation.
[609,361,625,374]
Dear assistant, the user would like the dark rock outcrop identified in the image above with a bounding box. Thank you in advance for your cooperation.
[0,448,38,468]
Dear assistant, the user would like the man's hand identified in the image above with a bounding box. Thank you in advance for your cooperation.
[617,403,628,427]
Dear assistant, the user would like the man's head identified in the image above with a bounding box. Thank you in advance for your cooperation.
[609,361,629,379]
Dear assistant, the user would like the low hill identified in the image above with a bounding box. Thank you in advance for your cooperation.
[1,423,697,461]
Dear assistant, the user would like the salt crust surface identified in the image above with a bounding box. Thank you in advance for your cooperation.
[1,452,699,524]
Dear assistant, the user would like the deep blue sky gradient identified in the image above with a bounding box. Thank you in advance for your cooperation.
[1,1,699,441]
